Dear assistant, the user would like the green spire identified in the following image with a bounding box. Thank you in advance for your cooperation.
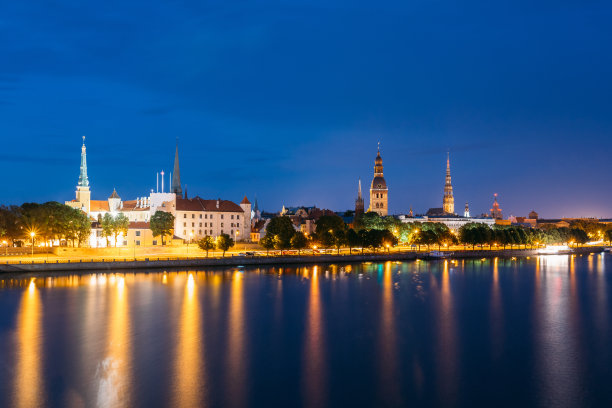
[78,136,89,187]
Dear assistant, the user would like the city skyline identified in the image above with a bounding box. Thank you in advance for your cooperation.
[1,1,611,218]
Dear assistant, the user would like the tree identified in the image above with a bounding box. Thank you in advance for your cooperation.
[569,228,588,246]
[0,205,22,246]
[290,231,308,255]
[150,211,175,245]
[112,214,130,247]
[197,236,215,257]
[315,215,346,235]
[381,229,399,251]
[265,216,295,254]
[101,213,114,247]
[216,233,234,256]
[346,228,361,253]
[332,229,346,254]
[259,235,275,255]
[605,229,612,245]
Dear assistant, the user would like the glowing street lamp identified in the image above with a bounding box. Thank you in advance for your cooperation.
[30,231,35,257]
[2,240,7,256]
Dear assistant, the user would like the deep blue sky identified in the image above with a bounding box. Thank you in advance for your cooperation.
[1,1,611,218]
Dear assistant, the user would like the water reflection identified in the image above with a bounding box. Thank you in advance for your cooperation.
[302,266,327,408]
[436,260,458,405]
[378,262,401,405]
[535,255,583,407]
[226,271,247,408]
[171,273,205,407]
[97,276,132,407]
[490,257,504,358]
[13,279,45,408]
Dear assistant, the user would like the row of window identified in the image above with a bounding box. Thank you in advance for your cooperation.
[183,230,235,236]
[182,213,240,220]
[183,222,240,228]
[374,193,385,199]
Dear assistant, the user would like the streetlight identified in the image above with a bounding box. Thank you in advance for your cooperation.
[30,231,35,257]
[2,240,6,256]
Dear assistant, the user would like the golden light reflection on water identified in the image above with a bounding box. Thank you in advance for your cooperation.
[490,257,503,358]
[436,260,458,405]
[378,262,401,405]
[13,279,45,408]
[96,276,132,407]
[172,273,204,407]
[302,266,327,408]
[227,271,247,408]
[535,254,583,407]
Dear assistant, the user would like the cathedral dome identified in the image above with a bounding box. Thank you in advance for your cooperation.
[375,152,383,165]
[371,176,387,190]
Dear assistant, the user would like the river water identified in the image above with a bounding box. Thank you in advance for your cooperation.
[0,254,611,407]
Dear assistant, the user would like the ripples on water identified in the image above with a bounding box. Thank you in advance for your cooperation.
[0,254,611,407]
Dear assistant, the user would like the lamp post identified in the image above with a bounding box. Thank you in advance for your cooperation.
[2,240,7,256]
[30,232,35,257]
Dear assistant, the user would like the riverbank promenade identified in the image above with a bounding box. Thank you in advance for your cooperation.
[0,245,606,273]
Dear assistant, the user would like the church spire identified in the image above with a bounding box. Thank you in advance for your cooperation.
[355,177,365,216]
[171,139,183,197]
[442,151,455,214]
[78,136,89,187]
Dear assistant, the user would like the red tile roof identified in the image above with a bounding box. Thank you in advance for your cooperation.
[241,196,250,205]
[90,200,109,212]
[129,222,150,229]
[176,197,244,213]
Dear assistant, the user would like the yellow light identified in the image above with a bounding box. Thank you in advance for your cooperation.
[313,246,317,250]
[30,232,35,238]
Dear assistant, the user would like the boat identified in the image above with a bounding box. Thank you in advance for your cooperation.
[428,251,452,259]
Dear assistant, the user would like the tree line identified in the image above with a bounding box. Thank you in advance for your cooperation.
[0,202,91,247]
[256,212,611,254]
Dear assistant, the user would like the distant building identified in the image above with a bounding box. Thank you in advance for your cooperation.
[355,178,364,216]
[442,152,455,214]
[464,202,470,218]
[528,210,539,220]
[490,194,503,219]
[369,144,388,216]
[398,213,495,233]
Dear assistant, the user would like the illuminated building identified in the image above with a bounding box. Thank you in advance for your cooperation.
[490,193,503,219]
[369,143,388,216]
[442,152,455,214]
[66,137,252,246]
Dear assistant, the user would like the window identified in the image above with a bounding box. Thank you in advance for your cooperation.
[231,230,234,235]
[231,215,234,219]
[136,231,141,237]
[153,240,157,245]
[199,223,202,227]
[237,223,240,228]
[192,214,195,219]
[210,230,213,235]
[231,223,234,227]
[221,215,224,219]
[192,222,195,227]
[199,214,202,219]
[183,230,186,235]
[183,222,186,227]
[183,214,186,218]
[198,230,201,235]
[221,223,224,227]
[237,215,240,220]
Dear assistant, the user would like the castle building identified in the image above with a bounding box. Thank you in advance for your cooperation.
[355,178,364,216]
[368,144,388,216]
[442,152,455,214]
[66,137,251,246]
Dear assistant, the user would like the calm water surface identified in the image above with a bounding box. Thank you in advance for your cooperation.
[1,254,612,407]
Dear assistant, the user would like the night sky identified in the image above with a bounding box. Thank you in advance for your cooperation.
[1,1,611,218]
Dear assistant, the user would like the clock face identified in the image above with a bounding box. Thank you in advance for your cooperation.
[378,184,381,188]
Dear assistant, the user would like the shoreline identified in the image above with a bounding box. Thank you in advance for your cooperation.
[0,246,606,274]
